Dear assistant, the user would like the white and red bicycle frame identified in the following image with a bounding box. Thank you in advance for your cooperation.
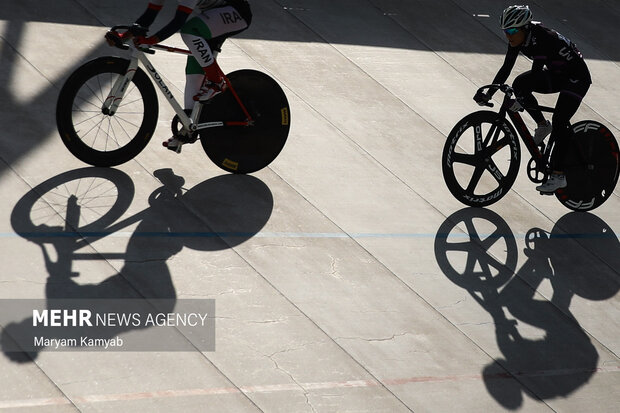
[102,41,253,136]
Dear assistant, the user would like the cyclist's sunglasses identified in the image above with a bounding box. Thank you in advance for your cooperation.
[504,27,520,35]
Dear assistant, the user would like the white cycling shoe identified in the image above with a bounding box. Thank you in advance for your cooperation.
[194,79,227,102]
[163,136,190,153]
[536,173,567,194]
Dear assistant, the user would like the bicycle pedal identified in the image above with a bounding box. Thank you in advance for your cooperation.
[178,134,197,144]
[163,139,183,153]
[538,191,555,196]
[169,144,183,154]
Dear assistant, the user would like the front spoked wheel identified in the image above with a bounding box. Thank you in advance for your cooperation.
[442,111,521,207]
[56,57,159,167]
[556,121,620,211]
[199,70,290,174]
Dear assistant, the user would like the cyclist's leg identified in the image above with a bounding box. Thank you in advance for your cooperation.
[184,58,206,109]
[180,6,250,102]
[512,70,558,124]
[549,80,591,171]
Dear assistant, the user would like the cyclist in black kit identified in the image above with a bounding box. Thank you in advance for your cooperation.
[474,5,592,193]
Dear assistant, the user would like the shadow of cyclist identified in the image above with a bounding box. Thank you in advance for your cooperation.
[3,167,273,362]
[435,208,619,409]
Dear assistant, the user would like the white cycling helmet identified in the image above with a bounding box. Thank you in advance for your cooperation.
[500,5,533,29]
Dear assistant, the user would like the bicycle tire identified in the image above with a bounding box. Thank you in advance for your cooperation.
[56,57,158,167]
[555,121,620,211]
[199,69,290,174]
[443,111,521,207]
[11,167,134,238]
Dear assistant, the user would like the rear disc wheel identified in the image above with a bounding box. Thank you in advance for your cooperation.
[555,121,619,211]
[199,70,290,174]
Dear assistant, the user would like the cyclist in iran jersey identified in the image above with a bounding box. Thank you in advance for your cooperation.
[474,5,592,193]
[131,0,252,151]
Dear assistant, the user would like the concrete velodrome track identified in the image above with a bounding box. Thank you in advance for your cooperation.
[1,0,619,411]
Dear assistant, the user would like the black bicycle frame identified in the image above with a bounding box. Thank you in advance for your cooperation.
[497,92,555,173]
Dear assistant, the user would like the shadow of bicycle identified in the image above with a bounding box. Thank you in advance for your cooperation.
[3,167,274,362]
[434,208,619,409]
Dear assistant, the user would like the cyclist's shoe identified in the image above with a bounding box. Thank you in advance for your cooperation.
[194,79,227,102]
[536,173,566,194]
[163,137,184,153]
[163,129,197,153]
[533,120,552,145]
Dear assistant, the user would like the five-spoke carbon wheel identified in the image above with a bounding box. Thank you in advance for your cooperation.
[443,111,521,207]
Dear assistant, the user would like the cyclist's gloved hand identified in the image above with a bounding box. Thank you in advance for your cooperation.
[105,30,125,47]
[105,28,135,49]
[473,90,491,106]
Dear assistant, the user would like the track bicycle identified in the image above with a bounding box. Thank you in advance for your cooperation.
[442,84,619,211]
[56,25,290,174]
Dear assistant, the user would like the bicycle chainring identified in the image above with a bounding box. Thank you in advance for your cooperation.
[527,157,547,183]
[171,114,197,143]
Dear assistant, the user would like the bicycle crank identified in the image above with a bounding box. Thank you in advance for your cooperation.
[171,113,198,144]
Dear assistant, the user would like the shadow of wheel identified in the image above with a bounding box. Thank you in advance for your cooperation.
[435,208,518,291]
[10,168,134,237]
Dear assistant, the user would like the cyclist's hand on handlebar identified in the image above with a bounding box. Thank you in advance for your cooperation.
[105,29,133,48]
[129,23,155,46]
[105,30,123,47]
[105,24,151,48]
[473,90,492,107]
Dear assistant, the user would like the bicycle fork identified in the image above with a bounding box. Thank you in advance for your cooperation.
[102,57,139,117]
[103,51,194,132]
